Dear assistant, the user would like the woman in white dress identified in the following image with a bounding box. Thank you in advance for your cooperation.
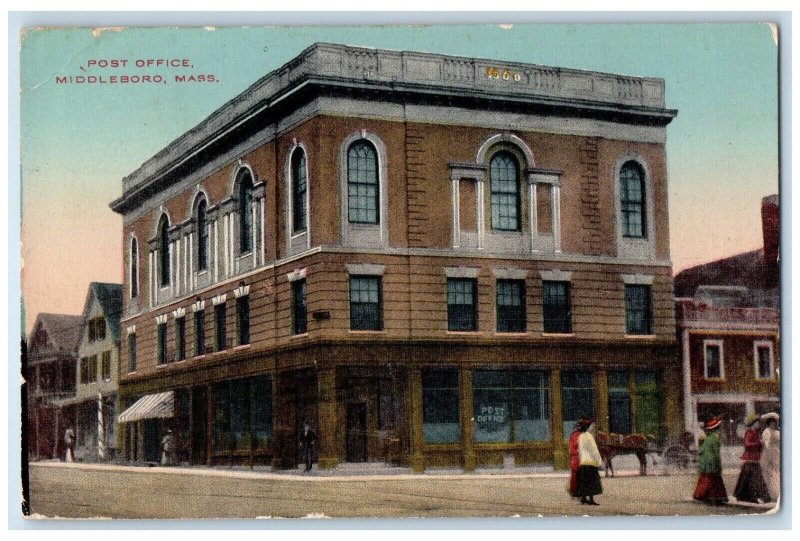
[760,412,781,502]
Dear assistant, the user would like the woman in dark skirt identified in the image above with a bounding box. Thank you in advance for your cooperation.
[733,412,771,503]
[693,417,728,505]
[576,418,602,505]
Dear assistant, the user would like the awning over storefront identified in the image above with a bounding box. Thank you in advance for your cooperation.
[117,391,174,423]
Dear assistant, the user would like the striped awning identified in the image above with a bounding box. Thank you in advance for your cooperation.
[117,391,174,423]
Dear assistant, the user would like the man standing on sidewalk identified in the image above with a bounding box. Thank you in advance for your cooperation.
[300,421,316,472]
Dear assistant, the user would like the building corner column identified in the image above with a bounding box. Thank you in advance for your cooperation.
[595,368,609,434]
[550,368,567,469]
[459,368,475,471]
[316,368,338,469]
[408,367,424,473]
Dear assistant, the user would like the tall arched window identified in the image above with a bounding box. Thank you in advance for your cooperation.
[620,161,646,238]
[347,141,379,224]
[237,168,254,253]
[490,151,521,231]
[196,198,208,271]
[158,215,170,287]
[291,148,307,233]
[130,237,139,298]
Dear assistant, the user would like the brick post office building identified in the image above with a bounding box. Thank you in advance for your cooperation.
[111,43,679,470]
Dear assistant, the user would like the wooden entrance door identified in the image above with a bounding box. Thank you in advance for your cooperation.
[346,402,367,462]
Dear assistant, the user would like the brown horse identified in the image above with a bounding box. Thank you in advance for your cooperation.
[596,432,652,477]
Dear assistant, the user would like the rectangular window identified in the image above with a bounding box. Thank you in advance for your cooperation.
[496,280,525,333]
[755,342,774,379]
[607,370,631,434]
[292,279,307,335]
[127,333,137,372]
[542,281,571,333]
[157,322,168,365]
[447,278,477,331]
[349,276,382,331]
[422,369,460,444]
[215,303,227,351]
[194,310,205,356]
[634,370,661,437]
[236,296,250,346]
[88,317,106,342]
[704,341,723,379]
[88,355,98,382]
[472,369,551,443]
[212,375,273,454]
[175,317,186,361]
[101,351,111,381]
[624,284,652,335]
[80,357,90,384]
[561,370,594,438]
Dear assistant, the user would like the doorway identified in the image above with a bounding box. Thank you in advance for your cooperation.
[346,402,367,462]
[143,418,160,462]
[191,386,208,465]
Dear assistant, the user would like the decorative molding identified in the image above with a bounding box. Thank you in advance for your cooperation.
[539,269,572,282]
[126,325,136,335]
[444,266,480,279]
[345,263,385,276]
[212,293,227,305]
[492,267,528,280]
[286,268,307,282]
[191,299,205,312]
[233,284,251,298]
[155,314,168,325]
[171,307,186,319]
[620,273,654,285]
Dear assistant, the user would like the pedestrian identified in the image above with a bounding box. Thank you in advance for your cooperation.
[693,417,728,505]
[760,412,780,502]
[64,427,75,463]
[576,418,602,505]
[733,412,771,503]
[567,421,582,498]
[300,421,316,472]
[161,429,174,466]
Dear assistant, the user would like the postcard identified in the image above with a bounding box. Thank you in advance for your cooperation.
[18,21,781,521]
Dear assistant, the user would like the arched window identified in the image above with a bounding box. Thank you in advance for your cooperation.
[196,198,208,271]
[489,151,521,231]
[347,141,379,224]
[291,148,307,233]
[158,215,170,287]
[620,161,646,238]
[237,168,254,253]
[130,237,139,298]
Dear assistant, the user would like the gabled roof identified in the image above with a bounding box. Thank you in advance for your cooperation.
[81,282,123,342]
[29,313,83,355]
[673,248,773,299]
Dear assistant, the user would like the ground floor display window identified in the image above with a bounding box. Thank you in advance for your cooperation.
[634,370,661,437]
[422,369,459,444]
[212,374,272,454]
[608,370,631,434]
[472,369,550,443]
[561,370,594,437]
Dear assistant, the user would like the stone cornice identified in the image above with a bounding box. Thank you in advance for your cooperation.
[110,43,677,216]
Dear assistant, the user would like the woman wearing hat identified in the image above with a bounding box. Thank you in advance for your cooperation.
[693,417,728,505]
[760,412,780,501]
[576,418,602,505]
[733,412,771,503]
[567,420,583,498]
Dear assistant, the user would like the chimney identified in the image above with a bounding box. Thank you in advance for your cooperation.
[761,194,779,287]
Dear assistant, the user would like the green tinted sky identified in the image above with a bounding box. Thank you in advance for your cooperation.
[20,24,779,330]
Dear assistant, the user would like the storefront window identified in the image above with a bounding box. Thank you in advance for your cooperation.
[212,381,230,453]
[472,369,550,443]
[607,370,631,434]
[473,370,511,443]
[513,370,550,441]
[212,375,273,454]
[422,370,459,444]
[634,370,661,437]
[251,375,272,449]
[561,370,594,438]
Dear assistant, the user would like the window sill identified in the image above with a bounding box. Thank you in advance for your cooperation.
[155,364,168,369]
[173,359,187,364]
[348,329,385,334]
[212,350,228,356]
[290,230,308,240]
[703,377,726,382]
[624,334,656,339]
[290,332,309,339]
[238,251,253,259]
[541,332,575,338]
[755,377,777,382]
[191,354,206,360]
[445,330,481,335]
[233,344,251,351]
[494,331,529,336]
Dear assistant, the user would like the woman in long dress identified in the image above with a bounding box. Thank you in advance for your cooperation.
[567,421,582,498]
[733,412,771,503]
[576,419,602,505]
[693,417,728,505]
[760,413,780,502]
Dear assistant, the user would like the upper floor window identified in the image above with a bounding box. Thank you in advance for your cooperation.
[349,276,382,331]
[489,151,521,231]
[624,284,652,335]
[158,215,170,287]
[620,161,646,238]
[236,295,250,346]
[194,310,206,356]
[127,333,137,372]
[196,198,208,271]
[704,340,724,379]
[88,317,107,342]
[347,141,379,224]
[291,148,308,233]
[292,279,307,335]
[157,321,168,365]
[101,351,111,381]
[175,316,186,361]
[237,168,254,253]
[130,237,139,298]
[214,302,227,351]
[447,278,478,332]
[80,355,98,384]
[542,281,572,334]
[496,279,525,333]
[754,341,775,380]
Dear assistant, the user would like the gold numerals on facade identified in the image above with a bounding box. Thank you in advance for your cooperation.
[485,66,522,81]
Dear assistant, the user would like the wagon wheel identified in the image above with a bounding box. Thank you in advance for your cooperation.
[661,444,692,471]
